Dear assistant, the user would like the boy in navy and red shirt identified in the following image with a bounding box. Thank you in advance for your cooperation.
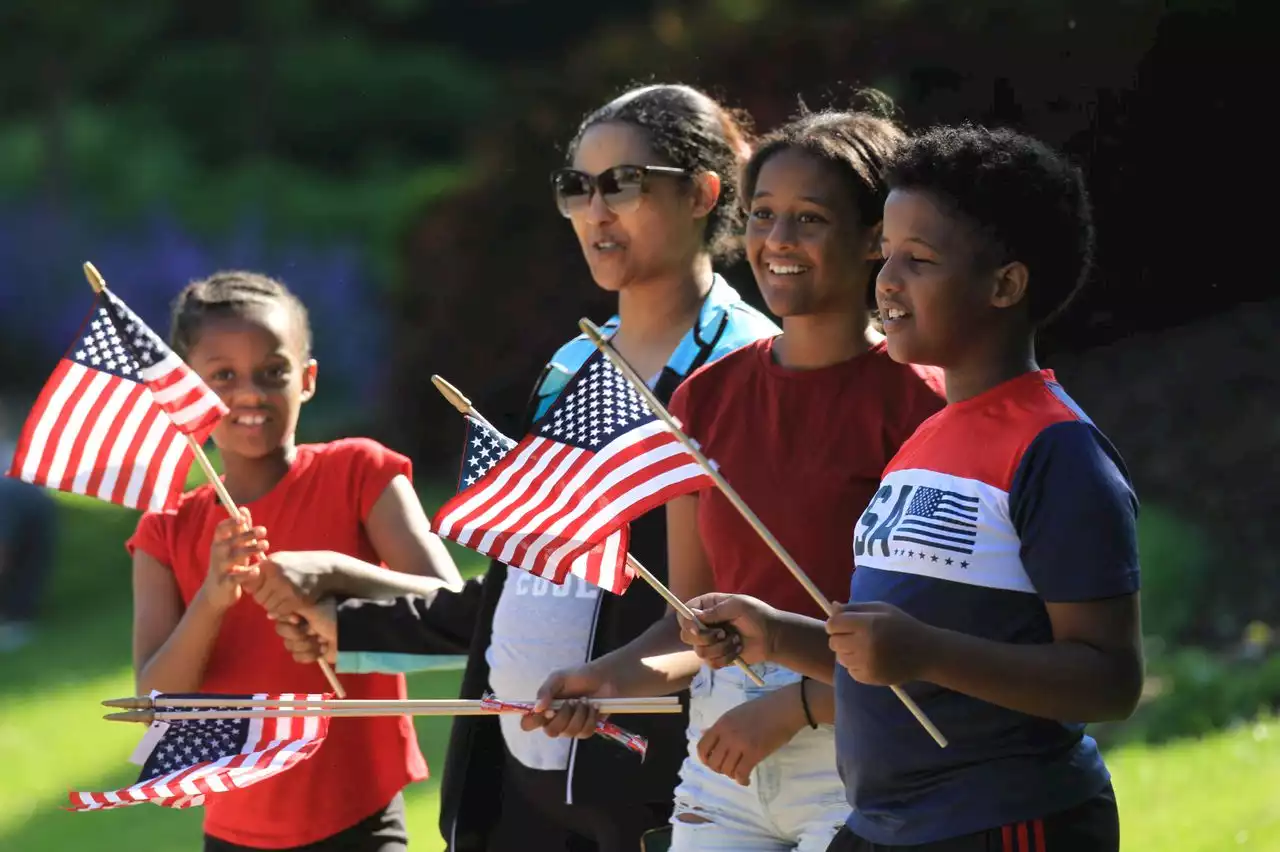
[678,125,1141,851]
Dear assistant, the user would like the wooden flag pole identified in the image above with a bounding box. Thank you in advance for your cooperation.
[103,696,683,724]
[83,262,346,699]
[429,374,767,688]
[105,694,680,710]
[577,318,948,748]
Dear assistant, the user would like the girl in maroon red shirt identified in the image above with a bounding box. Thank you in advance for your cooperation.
[127,271,462,852]
[524,97,946,852]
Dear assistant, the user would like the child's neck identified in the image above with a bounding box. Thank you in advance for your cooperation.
[219,441,297,506]
[944,336,1039,404]
[775,309,878,370]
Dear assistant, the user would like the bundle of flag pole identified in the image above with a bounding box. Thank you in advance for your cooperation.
[72,692,679,810]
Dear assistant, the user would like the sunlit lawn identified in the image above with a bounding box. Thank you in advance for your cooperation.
[1,491,1278,851]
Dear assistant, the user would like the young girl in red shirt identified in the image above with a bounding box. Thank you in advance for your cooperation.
[126,271,463,851]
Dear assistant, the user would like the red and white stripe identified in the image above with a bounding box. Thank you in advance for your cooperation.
[8,290,227,512]
[436,418,710,593]
[68,693,330,812]
[139,351,226,436]
[8,359,211,511]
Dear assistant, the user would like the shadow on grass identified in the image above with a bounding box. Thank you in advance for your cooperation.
[0,671,462,852]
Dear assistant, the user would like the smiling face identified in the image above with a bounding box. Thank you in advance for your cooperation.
[876,188,1016,367]
[183,303,316,461]
[565,121,715,292]
[746,147,879,318]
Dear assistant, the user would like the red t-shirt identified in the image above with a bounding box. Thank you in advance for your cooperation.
[126,438,428,848]
[668,338,946,618]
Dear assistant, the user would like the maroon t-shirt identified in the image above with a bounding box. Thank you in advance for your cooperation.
[668,337,946,618]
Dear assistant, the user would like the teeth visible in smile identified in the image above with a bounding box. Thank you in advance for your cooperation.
[235,415,266,426]
[595,241,620,250]
[768,263,807,275]
[884,308,910,320]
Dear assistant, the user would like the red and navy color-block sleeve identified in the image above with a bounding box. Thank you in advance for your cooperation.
[1008,420,1141,602]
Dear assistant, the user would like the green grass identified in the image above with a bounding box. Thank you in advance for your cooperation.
[3,491,1279,851]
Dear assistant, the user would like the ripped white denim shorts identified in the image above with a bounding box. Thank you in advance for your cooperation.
[670,661,849,852]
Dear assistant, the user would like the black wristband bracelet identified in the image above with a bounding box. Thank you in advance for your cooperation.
[799,675,817,729]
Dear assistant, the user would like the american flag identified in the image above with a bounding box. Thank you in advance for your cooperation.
[891,485,981,555]
[434,349,712,589]
[69,692,331,811]
[452,412,634,594]
[6,288,227,511]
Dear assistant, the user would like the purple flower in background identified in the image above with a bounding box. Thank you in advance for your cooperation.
[0,203,385,407]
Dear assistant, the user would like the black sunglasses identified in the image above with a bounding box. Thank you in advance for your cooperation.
[551,164,690,217]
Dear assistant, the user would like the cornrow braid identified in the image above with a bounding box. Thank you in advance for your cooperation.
[170,271,312,359]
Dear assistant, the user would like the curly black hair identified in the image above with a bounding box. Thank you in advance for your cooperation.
[170,271,311,359]
[567,83,754,262]
[885,124,1095,326]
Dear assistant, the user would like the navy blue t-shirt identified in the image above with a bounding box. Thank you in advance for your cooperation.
[837,370,1140,845]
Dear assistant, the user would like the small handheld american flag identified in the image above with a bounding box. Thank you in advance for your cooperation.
[6,284,227,511]
[433,350,714,591]
[448,411,634,594]
[69,693,331,811]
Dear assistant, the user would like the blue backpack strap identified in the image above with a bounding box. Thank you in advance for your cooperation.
[525,318,617,424]
[651,309,730,404]
[526,279,777,419]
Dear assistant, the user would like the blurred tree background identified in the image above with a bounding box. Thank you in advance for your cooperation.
[0,0,1269,775]
[2,3,1274,849]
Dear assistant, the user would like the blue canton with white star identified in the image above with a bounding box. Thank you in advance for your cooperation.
[458,416,518,491]
[534,350,653,451]
[71,292,169,381]
[139,709,251,780]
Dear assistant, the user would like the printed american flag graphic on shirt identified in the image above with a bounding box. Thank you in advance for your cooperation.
[453,412,634,594]
[434,349,712,590]
[69,693,331,811]
[7,288,227,511]
[891,485,981,555]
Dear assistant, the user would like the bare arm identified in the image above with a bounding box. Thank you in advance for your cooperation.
[679,593,836,683]
[363,475,463,588]
[916,595,1143,721]
[132,552,226,694]
[580,494,717,696]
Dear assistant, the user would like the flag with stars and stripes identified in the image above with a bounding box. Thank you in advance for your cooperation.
[68,692,331,811]
[434,349,713,590]
[6,287,227,511]
[451,412,634,594]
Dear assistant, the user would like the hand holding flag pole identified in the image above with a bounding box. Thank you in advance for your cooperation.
[576,318,948,748]
[429,374,766,687]
[79,263,345,698]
